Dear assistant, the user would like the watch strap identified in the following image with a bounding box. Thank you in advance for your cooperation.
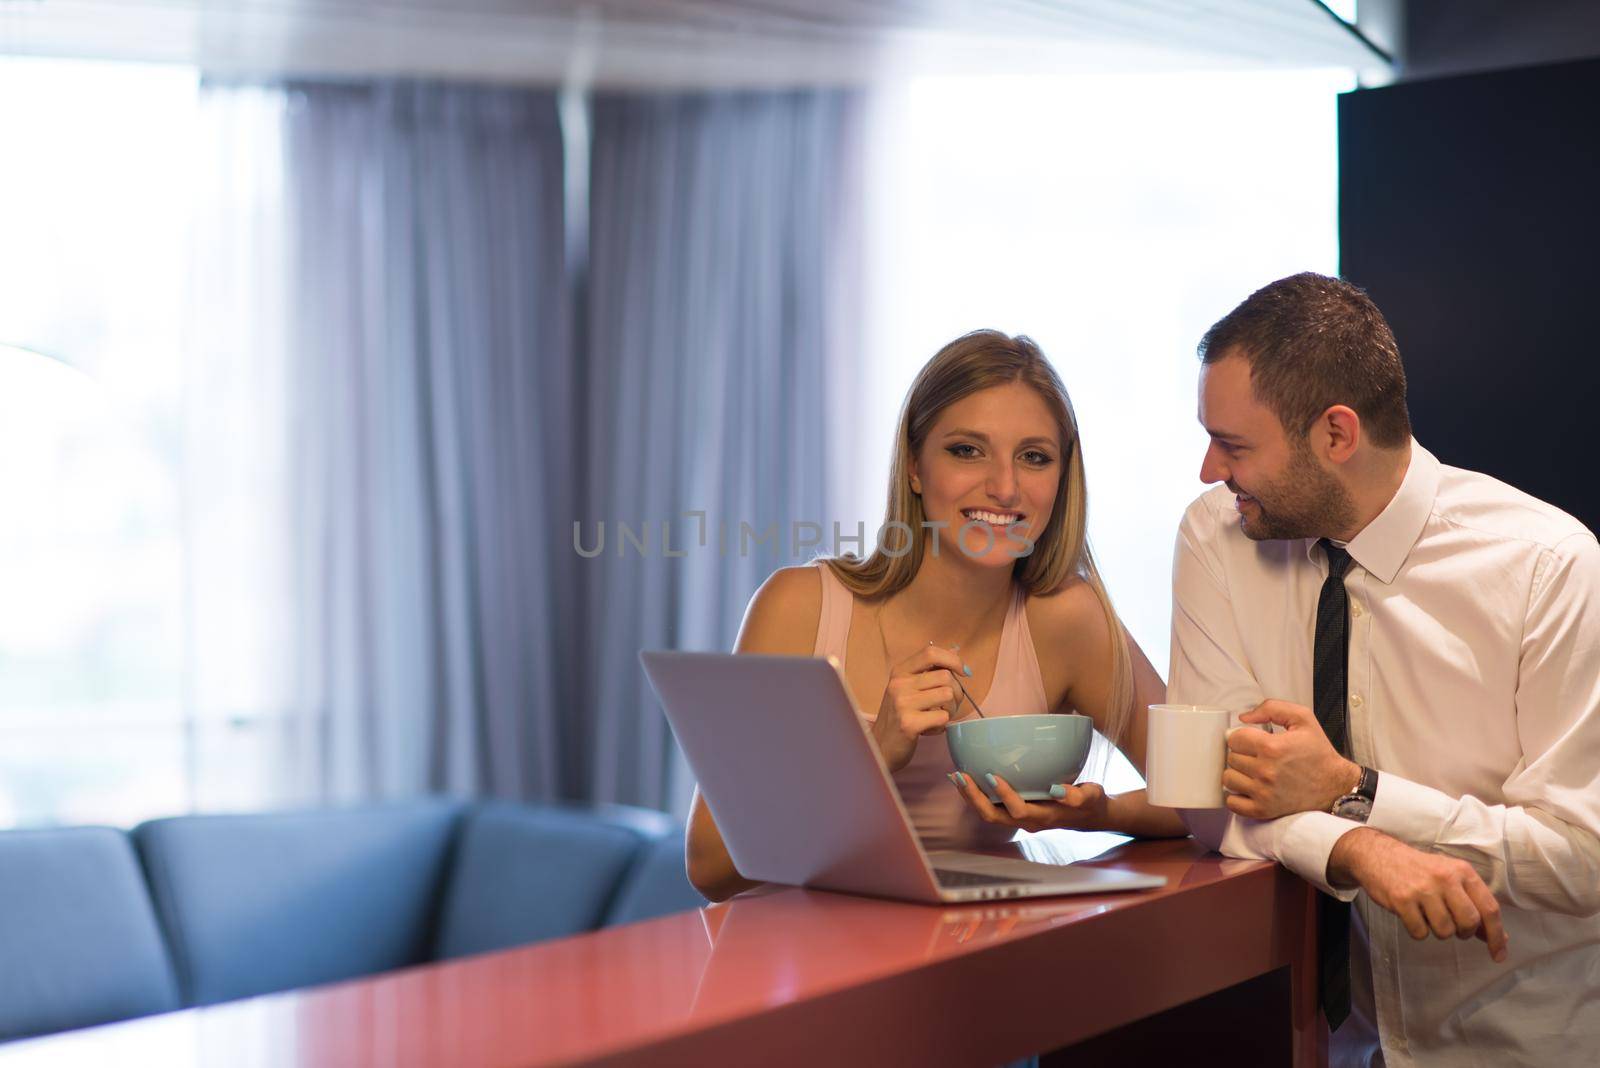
[1330,766,1378,818]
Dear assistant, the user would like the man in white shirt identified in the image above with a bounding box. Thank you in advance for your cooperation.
[1170,272,1600,1067]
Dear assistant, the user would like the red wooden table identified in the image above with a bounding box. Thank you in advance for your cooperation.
[0,837,1324,1067]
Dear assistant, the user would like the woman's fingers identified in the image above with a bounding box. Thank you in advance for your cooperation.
[897,644,965,678]
[987,774,1078,830]
[889,649,972,718]
[911,681,959,712]
[903,707,951,737]
[908,669,964,713]
[949,772,1014,826]
[1051,781,1104,811]
[951,772,1110,832]
[903,689,958,727]
[988,774,1033,820]
[905,679,961,719]
[949,772,1042,831]
[909,668,957,691]
[909,685,956,710]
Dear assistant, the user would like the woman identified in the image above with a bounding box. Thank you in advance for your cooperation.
[686,330,1186,902]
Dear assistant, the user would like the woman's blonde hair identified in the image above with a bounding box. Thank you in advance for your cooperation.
[824,329,1135,744]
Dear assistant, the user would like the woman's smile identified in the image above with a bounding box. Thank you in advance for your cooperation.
[960,507,1027,527]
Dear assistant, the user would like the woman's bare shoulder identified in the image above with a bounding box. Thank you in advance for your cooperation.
[1024,575,1111,655]
[1026,576,1121,692]
[733,564,824,656]
[1024,576,1122,715]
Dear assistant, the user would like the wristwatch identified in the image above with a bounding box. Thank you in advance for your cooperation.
[1331,765,1379,822]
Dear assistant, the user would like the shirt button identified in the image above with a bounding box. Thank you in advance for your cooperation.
[1350,694,1364,708]
[1351,602,1363,618]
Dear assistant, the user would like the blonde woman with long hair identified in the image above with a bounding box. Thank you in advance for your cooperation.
[687,330,1186,902]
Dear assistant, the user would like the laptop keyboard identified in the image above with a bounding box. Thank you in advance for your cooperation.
[934,868,1030,888]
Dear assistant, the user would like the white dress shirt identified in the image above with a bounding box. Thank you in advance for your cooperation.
[1168,440,1600,1067]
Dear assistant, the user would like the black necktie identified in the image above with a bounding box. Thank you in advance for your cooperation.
[1314,538,1353,1030]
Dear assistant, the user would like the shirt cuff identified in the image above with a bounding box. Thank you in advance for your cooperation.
[1366,771,1455,849]
[1273,810,1364,901]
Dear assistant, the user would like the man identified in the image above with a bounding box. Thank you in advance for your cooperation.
[1170,272,1600,1066]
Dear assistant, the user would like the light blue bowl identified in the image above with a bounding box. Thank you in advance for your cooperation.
[946,714,1094,802]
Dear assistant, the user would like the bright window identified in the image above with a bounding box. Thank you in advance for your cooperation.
[860,69,1353,792]
[0,58,199,827]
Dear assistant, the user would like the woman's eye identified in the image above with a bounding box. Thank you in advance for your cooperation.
[948,444,981,459]
[1021,451,1053,466]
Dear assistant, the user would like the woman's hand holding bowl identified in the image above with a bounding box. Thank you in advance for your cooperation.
[872,644,966,772]
[951,772,1113,834]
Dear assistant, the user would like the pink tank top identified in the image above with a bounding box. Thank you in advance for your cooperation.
[811,562,1052,851]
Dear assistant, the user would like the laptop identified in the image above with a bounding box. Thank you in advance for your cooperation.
[639,650,1167,903]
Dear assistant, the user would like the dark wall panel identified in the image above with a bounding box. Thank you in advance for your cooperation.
[1403,0,1600,81]
[1339,57,1600,534]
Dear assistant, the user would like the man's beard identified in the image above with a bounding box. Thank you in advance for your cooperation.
[1236,440,1356,542]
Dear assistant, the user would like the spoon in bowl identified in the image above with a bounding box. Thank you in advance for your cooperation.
[949,648,988,719]
[954,675,988,719]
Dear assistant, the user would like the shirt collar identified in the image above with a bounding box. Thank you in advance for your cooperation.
[1302,439,1440,585]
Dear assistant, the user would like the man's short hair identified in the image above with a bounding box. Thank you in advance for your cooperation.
[1198,272,1411,449]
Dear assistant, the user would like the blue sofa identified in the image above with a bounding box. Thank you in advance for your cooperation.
[0,799,704,1044]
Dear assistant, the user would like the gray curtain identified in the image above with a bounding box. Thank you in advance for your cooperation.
[196,80,864,813]
[580,91,867,813]
[279,82,574,803]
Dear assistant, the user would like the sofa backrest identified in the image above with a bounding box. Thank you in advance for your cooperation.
[431,802,652,960]
[603,829,705,927]
[0,827,181,1042]
[134,800,464,1006]
[1,797,706,1042]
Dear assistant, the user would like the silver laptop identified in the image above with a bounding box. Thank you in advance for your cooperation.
[640,650,1166,903]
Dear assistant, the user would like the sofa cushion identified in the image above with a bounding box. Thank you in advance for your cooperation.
[603,829,706,927]
[0,827,181,1042]
[432,802,648,959]
[134,800,463,1006]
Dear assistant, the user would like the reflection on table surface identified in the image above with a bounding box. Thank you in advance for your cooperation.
[1013,826,1133,866]
[0,838,1273,1068]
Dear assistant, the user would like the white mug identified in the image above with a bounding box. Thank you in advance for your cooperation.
[1144,704,1275,808]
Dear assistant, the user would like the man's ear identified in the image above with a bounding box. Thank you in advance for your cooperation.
[1316,405,1362,463]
